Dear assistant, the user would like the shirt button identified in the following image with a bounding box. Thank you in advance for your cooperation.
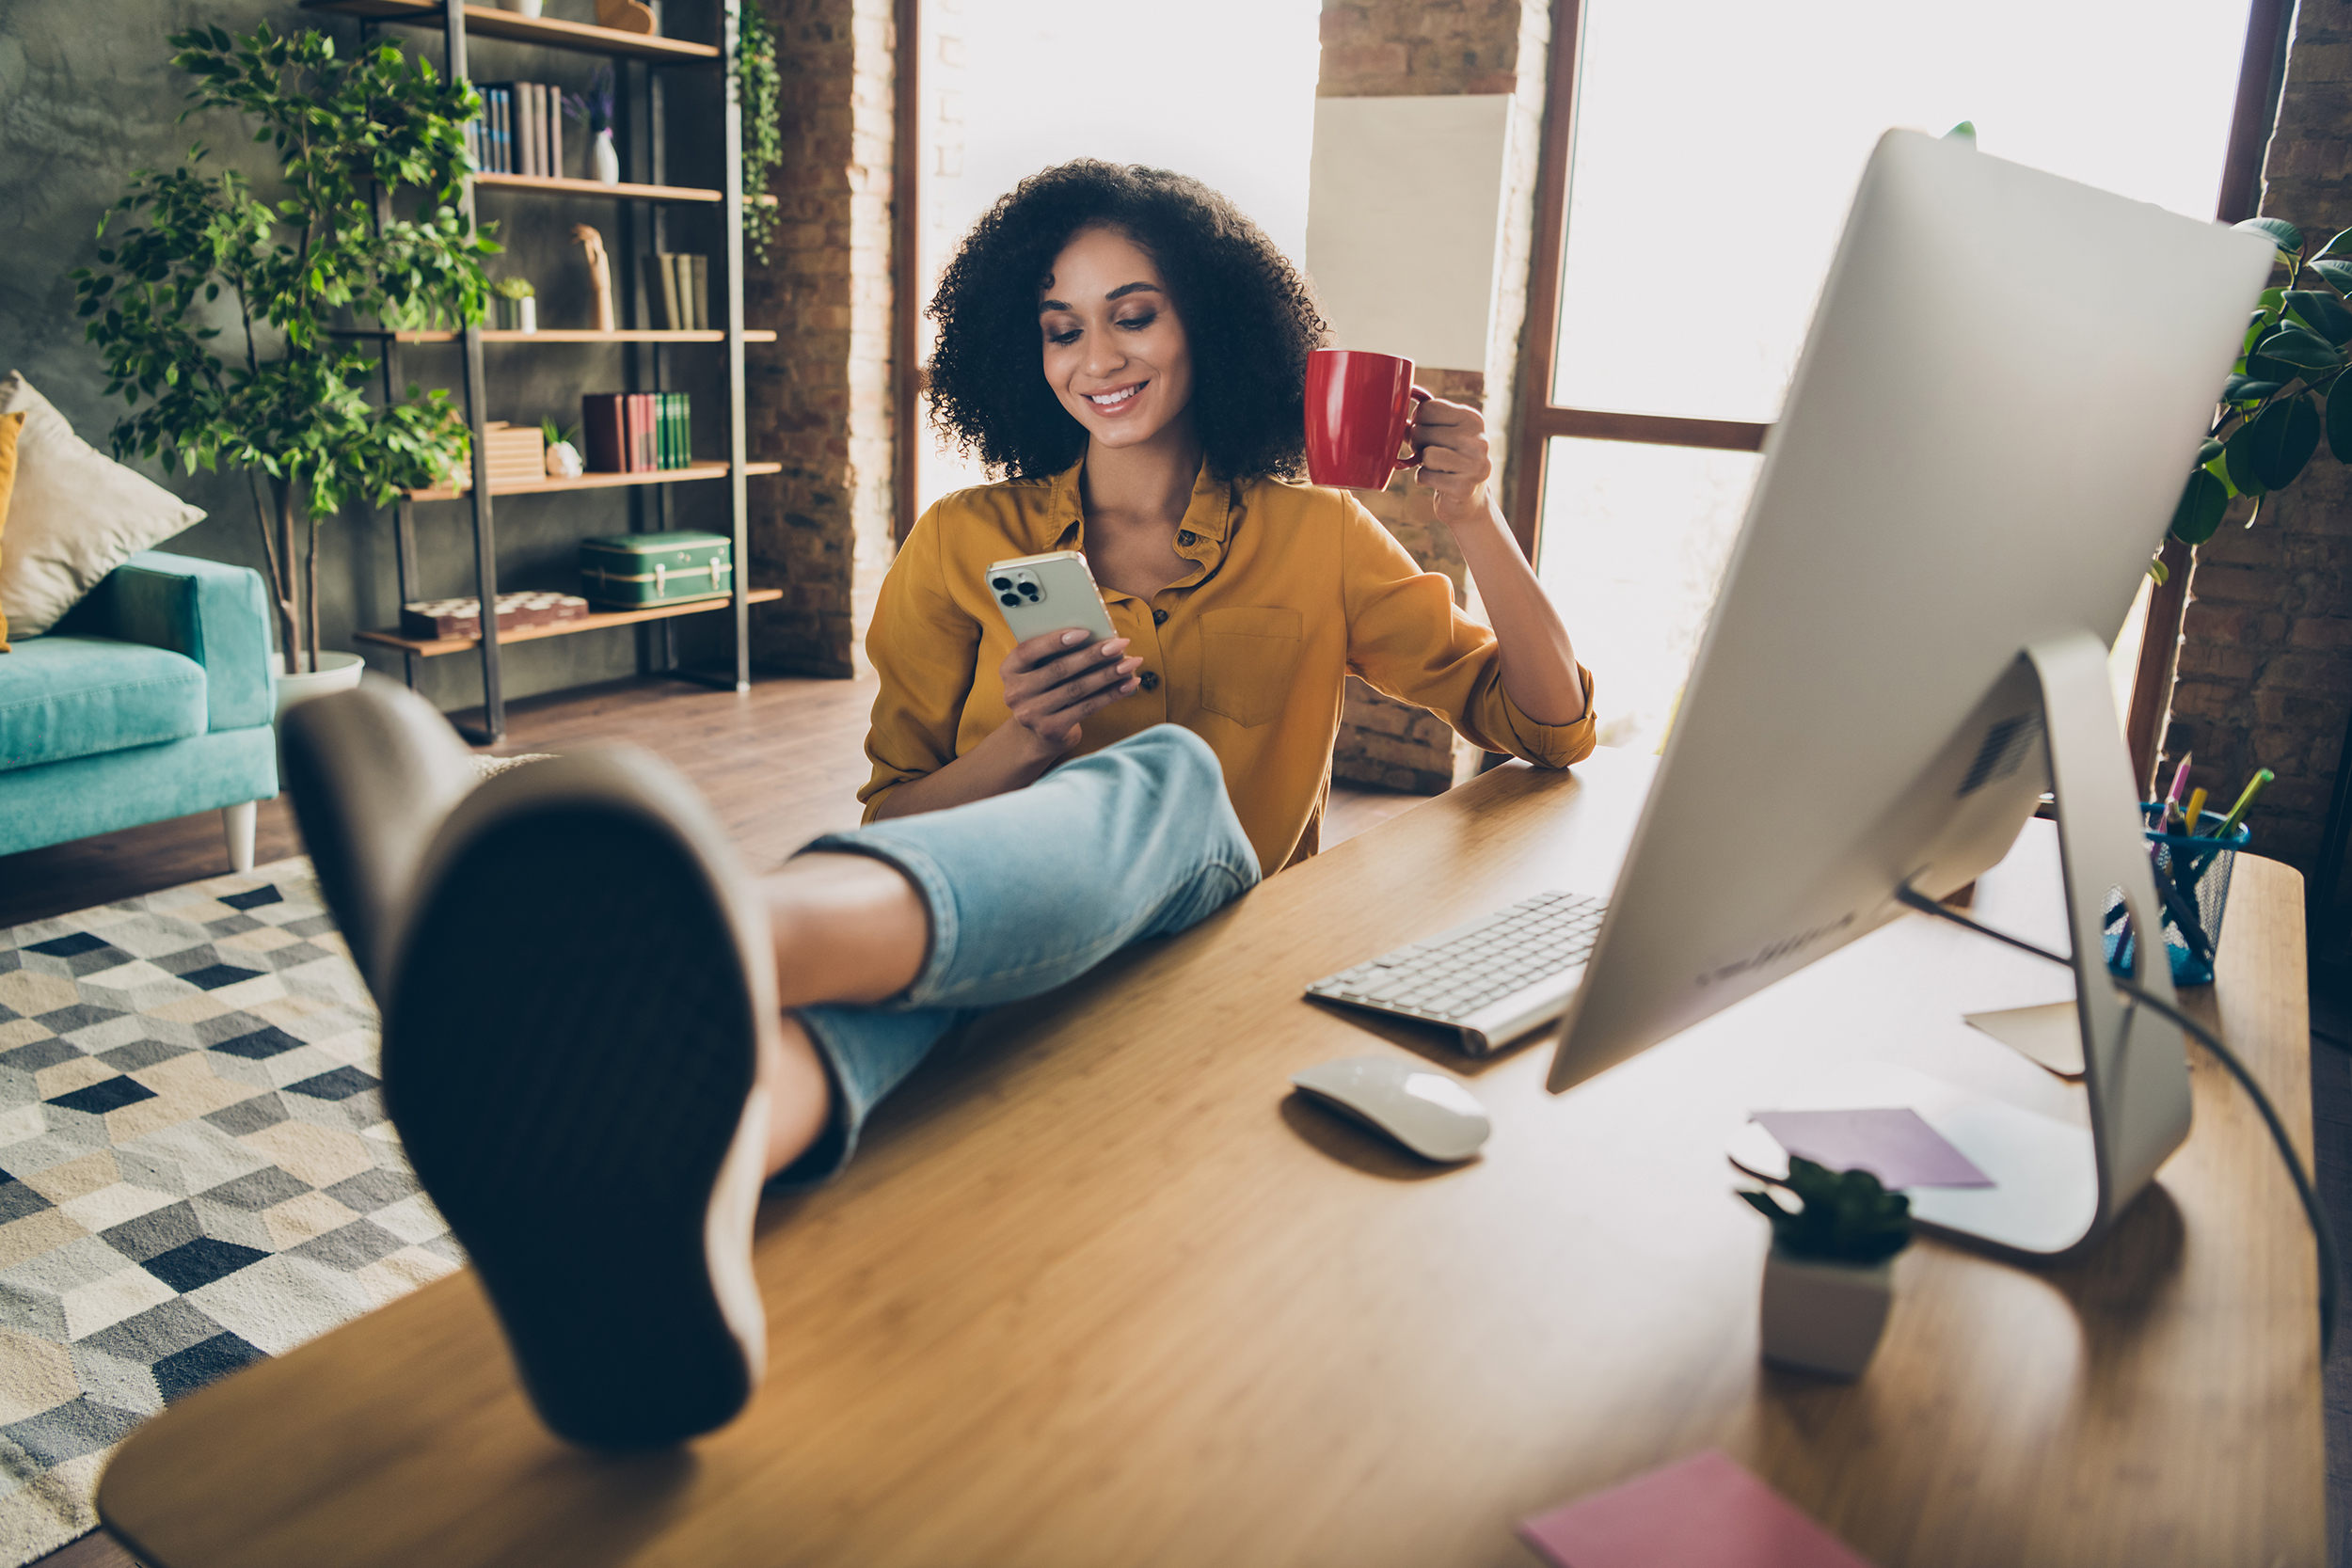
[1177,531,1197,546]
[1139,670,1161,692]
[1152,608,1168,626]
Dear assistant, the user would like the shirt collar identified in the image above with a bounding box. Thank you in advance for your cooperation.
[1040,453,1238,554]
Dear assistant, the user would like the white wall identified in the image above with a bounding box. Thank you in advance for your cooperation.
[1304,95,1517,373]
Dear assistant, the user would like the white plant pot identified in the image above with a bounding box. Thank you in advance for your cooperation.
[546,440,584,478]
[593,130,620,186]
[502,0,544,15]
[1757,1247,1893,1380]
[272,651,367,721]
[516,297,537,334]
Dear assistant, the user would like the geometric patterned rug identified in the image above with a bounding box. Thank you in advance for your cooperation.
[0,859,456,1567]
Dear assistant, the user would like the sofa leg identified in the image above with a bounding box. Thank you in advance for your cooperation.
[223,801,258,874]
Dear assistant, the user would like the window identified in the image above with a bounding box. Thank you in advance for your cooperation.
[1519,0,2261,752]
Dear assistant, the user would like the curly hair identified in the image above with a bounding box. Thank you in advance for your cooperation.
[926,160,1328,483]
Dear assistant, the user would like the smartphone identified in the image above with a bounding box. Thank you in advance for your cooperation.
[985,550,1117,646]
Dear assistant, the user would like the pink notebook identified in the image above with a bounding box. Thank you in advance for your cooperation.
[1518,1450,1877,1568]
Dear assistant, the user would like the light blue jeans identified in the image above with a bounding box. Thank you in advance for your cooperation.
[774,724,1261,1185]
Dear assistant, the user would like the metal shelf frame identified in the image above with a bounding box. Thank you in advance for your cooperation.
[353,0,755,743]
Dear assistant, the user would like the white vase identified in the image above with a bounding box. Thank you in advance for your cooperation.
[272,651,367,721]
[1757,1246,1893,1380]
[502,0,544,15]
[516,297,537,334]
[546,440,584,478]
[593,130,620,186]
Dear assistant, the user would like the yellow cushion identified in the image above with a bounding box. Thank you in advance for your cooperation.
[0,410,21,652]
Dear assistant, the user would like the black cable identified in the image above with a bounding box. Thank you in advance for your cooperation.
[1893,884,2338,1355]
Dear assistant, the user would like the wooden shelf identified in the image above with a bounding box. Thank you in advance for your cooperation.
[373,328,778,343]
[357,588,782,657]
[408,459,782,501]
[300,0,720,62]
[470,171,777,206]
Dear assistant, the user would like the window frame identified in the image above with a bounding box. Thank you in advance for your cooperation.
[1507,0,2294,786]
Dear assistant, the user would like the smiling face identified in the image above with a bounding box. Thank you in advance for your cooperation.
[1038,225,1197,457]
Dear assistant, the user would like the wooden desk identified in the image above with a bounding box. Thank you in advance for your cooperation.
[97,749,2322,1567]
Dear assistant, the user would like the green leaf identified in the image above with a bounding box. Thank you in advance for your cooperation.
[2224,421,2267,494]
[2239,216,2305,258]
[2223,375,2283,403]
[2251,392,2324,489]
[2259,324,2342,372]
[1944,120,1976,144]
[2148,554,2170,587]
[2292,288,2352,344]
[2324,227,2352,259]
[2328,387,2352,464]
[2314,259,2352,298]
[2171,469,2229,546]
[2199,437,2226,465]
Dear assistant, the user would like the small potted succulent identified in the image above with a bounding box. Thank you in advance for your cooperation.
[493,276,536,334]
[541,417,584,479]
[1740,1156,1912,1379]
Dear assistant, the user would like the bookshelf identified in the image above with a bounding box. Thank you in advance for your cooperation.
[304,0,765,744]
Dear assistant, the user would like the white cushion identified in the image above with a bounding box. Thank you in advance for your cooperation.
[0,372,206,638]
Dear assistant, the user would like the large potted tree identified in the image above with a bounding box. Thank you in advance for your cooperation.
[71,23,494,698]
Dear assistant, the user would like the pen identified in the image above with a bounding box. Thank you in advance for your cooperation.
[2212,767,2274,842]
[2163,753,2193,832]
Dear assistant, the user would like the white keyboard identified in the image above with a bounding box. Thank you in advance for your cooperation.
[1305,889,1608,1055]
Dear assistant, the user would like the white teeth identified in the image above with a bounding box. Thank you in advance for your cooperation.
[1089,385,1140,406]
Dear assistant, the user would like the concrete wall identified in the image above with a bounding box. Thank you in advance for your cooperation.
[1,0,748,711]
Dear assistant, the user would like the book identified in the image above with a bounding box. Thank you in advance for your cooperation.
[548,86,564,179]
[581,393,628,473]
[645,253,682,331]
[522,83,541,177]
[689,255,709,331]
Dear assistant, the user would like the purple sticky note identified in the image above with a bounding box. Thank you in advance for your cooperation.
[1518,1449,1880,1568]
[1750,1107,1993,1189]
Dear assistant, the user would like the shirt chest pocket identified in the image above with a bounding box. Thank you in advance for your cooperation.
[1197,607,1305,727]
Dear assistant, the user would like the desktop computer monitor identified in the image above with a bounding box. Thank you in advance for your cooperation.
[1543,130,2274,1260]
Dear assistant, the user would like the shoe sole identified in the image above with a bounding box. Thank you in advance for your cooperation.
[384,750,773,1449]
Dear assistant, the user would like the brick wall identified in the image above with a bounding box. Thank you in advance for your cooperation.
[2171,6,2352,912]
[744,0,898,677]
[1316,0,1550,791]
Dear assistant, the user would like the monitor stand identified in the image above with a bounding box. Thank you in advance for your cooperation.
[1725,629,2192,1264]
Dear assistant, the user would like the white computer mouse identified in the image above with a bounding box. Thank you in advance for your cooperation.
[1287,1054,1492,1163]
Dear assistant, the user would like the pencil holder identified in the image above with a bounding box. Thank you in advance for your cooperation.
[2101,808,2251,987]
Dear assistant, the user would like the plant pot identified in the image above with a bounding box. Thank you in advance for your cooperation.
[593,130,620,186]
[516,297,537,334]
[502,0,544,15]
[272,651,366,721]
[1758,1246,1892,1380]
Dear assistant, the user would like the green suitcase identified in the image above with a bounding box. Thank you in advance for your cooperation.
[578,531,735,610]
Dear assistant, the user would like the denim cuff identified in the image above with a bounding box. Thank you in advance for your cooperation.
[796,830,964,1009]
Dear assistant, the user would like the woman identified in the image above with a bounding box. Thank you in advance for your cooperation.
[300,165,1600,1452]
[866,160,1596,870]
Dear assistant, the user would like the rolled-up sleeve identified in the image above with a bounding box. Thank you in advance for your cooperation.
[858,504,983,820]
[1340,497,1597,769]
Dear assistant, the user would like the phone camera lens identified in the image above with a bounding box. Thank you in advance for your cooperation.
[998,593,1020,606]
[1020,584,1041,599]
[990,578,1010,592]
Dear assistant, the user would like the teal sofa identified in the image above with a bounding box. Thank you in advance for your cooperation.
[0,551,278,871]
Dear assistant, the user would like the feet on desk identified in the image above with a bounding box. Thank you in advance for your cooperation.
[383,750,784,1449]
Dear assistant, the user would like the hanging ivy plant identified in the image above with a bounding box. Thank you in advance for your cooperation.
[738,3,783,263]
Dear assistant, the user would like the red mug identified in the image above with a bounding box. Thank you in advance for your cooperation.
[1305,349,1432,490]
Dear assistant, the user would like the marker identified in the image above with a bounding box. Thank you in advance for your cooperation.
[2183,786,2208,837]
[2163,753,2193,832]
[2212,768,2274,842]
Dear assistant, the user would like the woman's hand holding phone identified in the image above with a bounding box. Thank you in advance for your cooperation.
[1000,627,1141,759]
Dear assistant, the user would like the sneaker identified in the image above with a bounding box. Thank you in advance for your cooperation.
[278,676,479,998]
[383,747,775,1448]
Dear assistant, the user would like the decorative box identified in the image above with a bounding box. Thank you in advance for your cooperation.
[401,593,590,641]
[578,531,734,609]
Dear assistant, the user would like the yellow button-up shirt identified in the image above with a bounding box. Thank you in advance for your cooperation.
[860,457,1597,872]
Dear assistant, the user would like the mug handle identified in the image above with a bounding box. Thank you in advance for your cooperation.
[1396,386,1435,471]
